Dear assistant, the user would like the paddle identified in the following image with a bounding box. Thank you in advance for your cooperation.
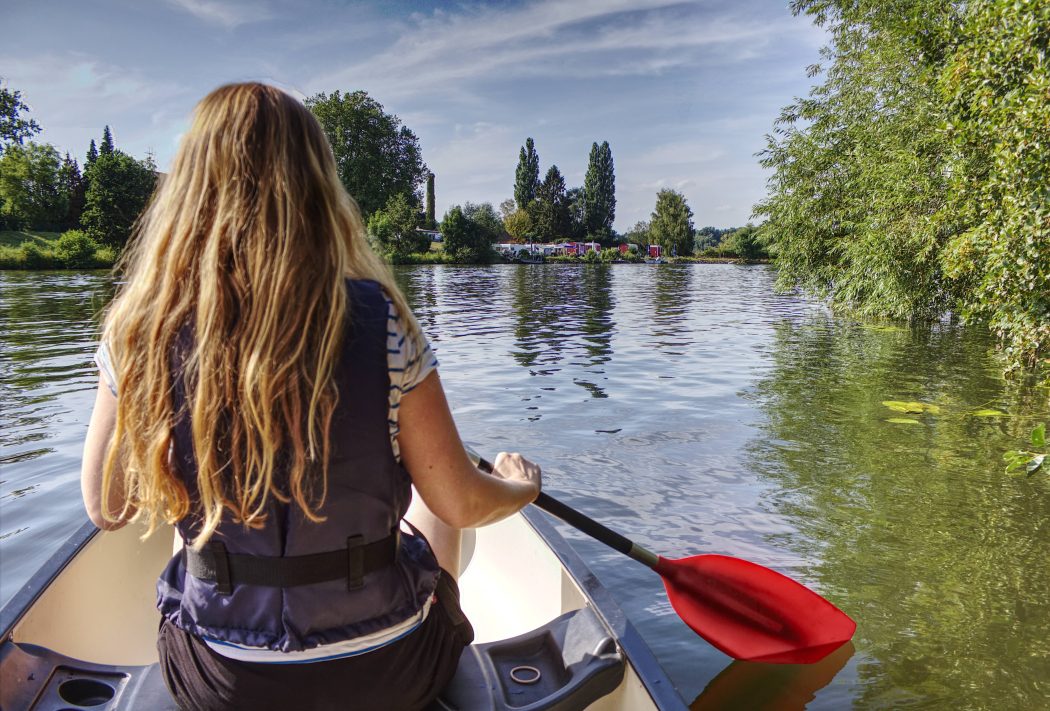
[469,452,856,664]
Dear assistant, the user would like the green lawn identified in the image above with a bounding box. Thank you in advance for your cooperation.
[0,230,61,248]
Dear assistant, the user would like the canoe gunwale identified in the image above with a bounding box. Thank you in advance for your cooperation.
[520,506,686,710]
[0,519,99,643]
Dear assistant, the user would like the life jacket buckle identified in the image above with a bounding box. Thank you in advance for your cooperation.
[209,541,233,595]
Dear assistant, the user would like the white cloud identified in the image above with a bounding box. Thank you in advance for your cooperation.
[309,0,788,98]
[166,0,272,28]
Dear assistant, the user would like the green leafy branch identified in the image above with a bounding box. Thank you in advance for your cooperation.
[1004,424,1046,476]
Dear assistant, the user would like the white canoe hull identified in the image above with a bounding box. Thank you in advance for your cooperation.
[1,508,683,709]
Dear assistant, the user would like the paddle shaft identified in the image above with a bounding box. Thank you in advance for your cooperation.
[474,454,659,568]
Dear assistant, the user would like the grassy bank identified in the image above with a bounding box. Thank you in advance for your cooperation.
[0,230,116,270]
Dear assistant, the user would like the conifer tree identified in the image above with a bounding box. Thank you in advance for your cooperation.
[86,139,98,166]
[59,152,85,229]
[534,165,569,240]
[100,126,114,155]
[583,141,615,241]
[514,137,539,210]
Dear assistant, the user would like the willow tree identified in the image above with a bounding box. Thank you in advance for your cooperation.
[938,0,1050,370]
[757,0,1049,372]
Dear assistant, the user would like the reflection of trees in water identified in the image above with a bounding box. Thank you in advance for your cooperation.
[747,316,1050,709]
[648,264,693,353]
[0,273,115,453]
[392,264,439,333]
[510,265,614,397]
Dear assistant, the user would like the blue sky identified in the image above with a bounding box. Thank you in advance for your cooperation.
[2,0,825,229]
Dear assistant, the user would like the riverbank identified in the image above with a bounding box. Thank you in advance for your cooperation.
[0,230,116,270]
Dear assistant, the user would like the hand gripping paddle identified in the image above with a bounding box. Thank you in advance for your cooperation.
[472,453,856,664]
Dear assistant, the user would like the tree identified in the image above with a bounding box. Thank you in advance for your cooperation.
[99,126,115,155]
[534,165,569,241]
[58,153,85,229]
[498,198,516,221]
[462,202,504,243]
[624,220,650,246]
[514,137,539,210]
[0,84,41,153]
[649,189,694,257]
[755,0,960,322]
[86,139,98,167]
[441,205,493,262]
[938,0,1050,370]
[583,141,615,242]
[727,224,766,261]
[503,209,533,243]
[0,142,67,230]
[81,151,157,247]
[565,187,587,241]
[366,192,428,258]
[755,0,1048,372]
[306,90,428,217]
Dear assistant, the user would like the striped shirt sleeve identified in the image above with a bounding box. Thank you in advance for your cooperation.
[94,341,118,397]
[385,294,438,462]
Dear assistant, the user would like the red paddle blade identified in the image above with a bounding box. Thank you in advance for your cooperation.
[654,554,856,664]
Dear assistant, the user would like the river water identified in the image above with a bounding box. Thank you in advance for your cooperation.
[1,265,1047,709]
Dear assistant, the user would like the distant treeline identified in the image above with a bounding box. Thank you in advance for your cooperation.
[1,84,753,271]
[756,0,1049,372]
[0,85,156,269]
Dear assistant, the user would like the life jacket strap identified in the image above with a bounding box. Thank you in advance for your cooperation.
[184,529,401,594]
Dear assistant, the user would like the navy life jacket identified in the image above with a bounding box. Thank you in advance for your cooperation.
[156,279,440,652]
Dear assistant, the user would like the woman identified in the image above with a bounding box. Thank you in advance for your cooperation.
[80,82,541,711]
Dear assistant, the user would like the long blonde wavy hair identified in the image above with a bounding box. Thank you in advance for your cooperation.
[102,82,419,548]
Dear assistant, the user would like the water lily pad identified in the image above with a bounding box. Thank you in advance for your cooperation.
[886,417,921,424]
[882,400,920,413]
[882,400,939,414]
[972,409,1006,417]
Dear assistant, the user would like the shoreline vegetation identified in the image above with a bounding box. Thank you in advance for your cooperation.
[0,229,766,271]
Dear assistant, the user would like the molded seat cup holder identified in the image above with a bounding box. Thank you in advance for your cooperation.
[434,607,625,711]
[58,678,115,706]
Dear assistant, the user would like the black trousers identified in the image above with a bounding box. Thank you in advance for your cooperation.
[157,572,473,711]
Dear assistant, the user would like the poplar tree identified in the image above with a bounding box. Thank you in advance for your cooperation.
[583,141,615,241]
[514,137,539,210]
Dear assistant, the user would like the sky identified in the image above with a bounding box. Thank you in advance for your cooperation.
[2,0,826,230]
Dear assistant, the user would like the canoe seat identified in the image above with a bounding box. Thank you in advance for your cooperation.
[430,606,625,711]
[0,605,623,711]
[0,641,176,711]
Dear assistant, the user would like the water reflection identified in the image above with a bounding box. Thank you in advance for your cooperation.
[748,316,1050,710]
[509,265,615,398]
[0,271,116,605]
[690,641,854,710]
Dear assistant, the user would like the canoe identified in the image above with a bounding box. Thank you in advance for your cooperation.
[0,505,685,710]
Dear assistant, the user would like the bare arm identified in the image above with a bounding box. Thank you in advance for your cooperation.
[397,371,540,529]
[81,377,133,530]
